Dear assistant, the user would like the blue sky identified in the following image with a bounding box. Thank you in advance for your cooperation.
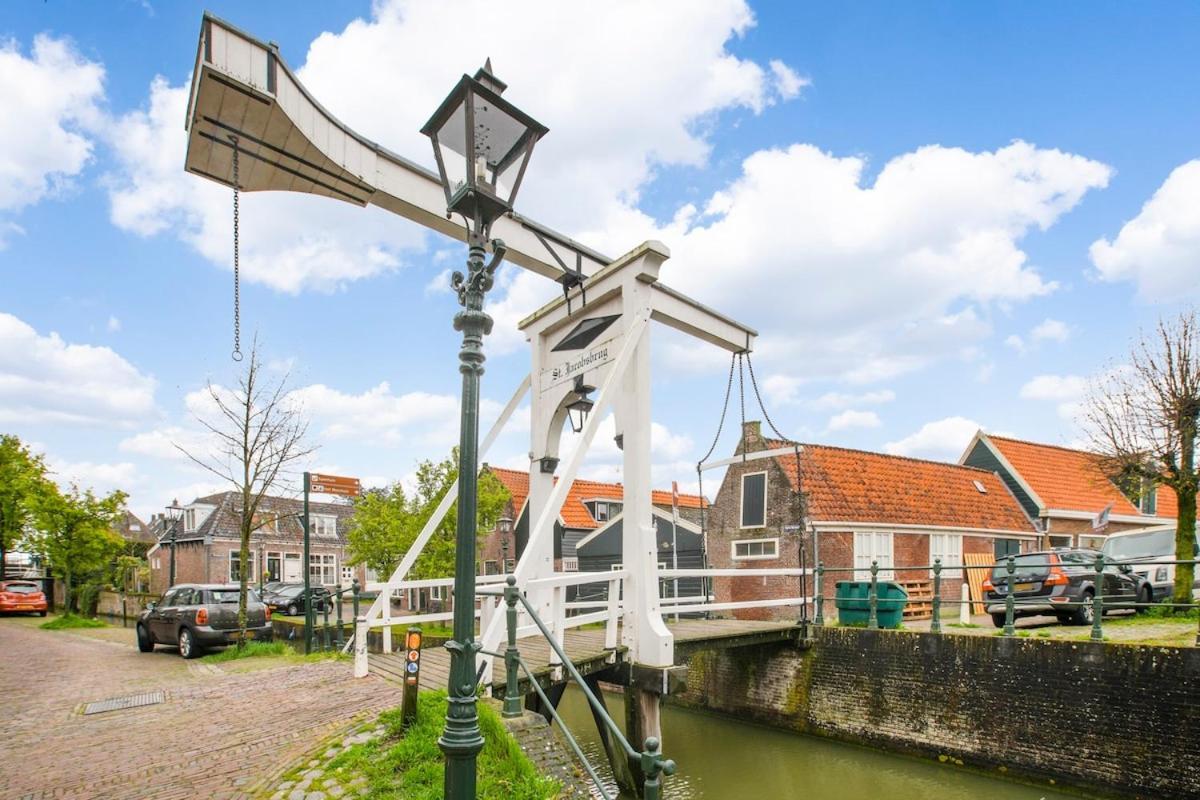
[2,1,1198,520]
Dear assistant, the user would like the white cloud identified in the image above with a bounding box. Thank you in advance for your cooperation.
[1090,160,1200,299]
[1004,334,1026,354]
[106,315,121,333]
[1019,373,1087,421]
[287,382,462,446]
[885,416,981,461]
[1030,318,1069,343]
[119,425,215,462]
[826,409,881,431]
[579,141,1109,386]
[769,59,809,100]
[0,35,105,243]
[47,458,141,494]
[0,312,157,426]
[106,0,799,297]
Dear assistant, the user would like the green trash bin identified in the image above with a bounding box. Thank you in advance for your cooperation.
[834,580,908,628]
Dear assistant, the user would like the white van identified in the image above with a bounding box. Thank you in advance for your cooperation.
[1101,525,1197,602]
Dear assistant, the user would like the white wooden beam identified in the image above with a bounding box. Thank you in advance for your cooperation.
[699,446,800,472]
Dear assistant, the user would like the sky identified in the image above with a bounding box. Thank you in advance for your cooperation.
[2,0,1198,521]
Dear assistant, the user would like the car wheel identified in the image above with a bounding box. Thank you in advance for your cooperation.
[1136,585,1152,614]
[287,604,298,616]
[1072,590,1095,626]
[137,624,154,653]
[38,610,47,617]
[178,627,200,659]
[990,613,1006,628]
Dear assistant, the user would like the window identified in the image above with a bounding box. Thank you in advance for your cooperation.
[854,531,894,580]
[309,553,336,585]
[229,550,255,582]
[152,557,160,570]
[283,552,302,581]
[740,472,767,528]
[430,585,445,601]
[265,551,282,582]
[994,538,1021,560]
[611,563,623,571]
[731,538,779,561]
[483,560,499,575]
[593,502,609,522]
[183,508,198,532]
[504,559,516,573]
[561,557,579,572]
[311,514,338,538]
[341,565,355,584]
[1139,483,1158,515]
[929,534,962,578]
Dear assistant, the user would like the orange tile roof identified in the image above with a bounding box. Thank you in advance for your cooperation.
[485,467,707,530]
[766,439,1035,532]
[984,435,1140,516]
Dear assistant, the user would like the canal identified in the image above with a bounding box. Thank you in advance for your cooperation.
[553,687,1079,799]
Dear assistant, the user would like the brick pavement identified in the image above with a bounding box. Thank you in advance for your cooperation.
[0,620,404,800]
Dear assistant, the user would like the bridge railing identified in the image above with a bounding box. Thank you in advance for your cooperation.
[479,577,677,800]
[812,555,1200,644]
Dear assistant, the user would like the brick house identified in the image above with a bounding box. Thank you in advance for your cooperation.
[146,491,362,594]
[960,431,1178,549]
[478,466,706,577]
[708,422,1039,621]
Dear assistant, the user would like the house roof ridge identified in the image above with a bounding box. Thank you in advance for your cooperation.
[769,438,998,475]
[983,432,1099,457]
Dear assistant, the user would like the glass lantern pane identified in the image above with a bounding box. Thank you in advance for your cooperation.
[434,99,469,199]
[472,93,527,187]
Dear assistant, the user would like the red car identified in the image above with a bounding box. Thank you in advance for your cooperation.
[0,581,49,616]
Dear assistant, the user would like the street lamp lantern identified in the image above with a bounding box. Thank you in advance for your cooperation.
[565,375,596,434]
[165,499,184,588]
[421,59,548,231]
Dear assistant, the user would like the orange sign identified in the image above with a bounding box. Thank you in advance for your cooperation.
[309,473,362,496]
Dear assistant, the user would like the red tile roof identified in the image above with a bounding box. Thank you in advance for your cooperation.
[766,439,1035,532]
[484,467,706,530]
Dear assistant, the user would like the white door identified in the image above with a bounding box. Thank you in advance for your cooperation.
[283,553,302,582]
[854,532,894,580]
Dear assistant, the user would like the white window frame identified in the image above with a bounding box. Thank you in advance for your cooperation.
[731,537,779,561]
[308,553,336,585]
[739,471,768,529]
[929,533,963,579]
[561,556,579,572]
[311,514,338,538]
[340,564,355,584]
[184,508,197,532]
[283,552,302,582]
[265,551,282,582]
[594,502,609,523]
[229,550,255,582]
[611,563,623,571]
[854,531,894,580]
[430,585,445,600]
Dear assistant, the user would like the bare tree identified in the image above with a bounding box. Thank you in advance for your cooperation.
[1085,309,1200,606]
[180,340,315,646]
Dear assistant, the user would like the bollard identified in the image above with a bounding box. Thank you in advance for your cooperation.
[502,576,522,718]
[400,628,423,730]
[1003,556,1016,637]
[959,582,970,625]
[352,578,361,622]
[931,558,942,634]
[1091,552,1105,642]
[868,560,879,630]
[353,615,368,678]
[640,736,676,800]
[814,563,824,627]
[336,587,345,649]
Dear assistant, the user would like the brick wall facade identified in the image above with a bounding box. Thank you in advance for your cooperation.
[149,539,356,594]
[674,627,1200,799]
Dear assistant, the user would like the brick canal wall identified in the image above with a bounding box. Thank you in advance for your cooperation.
[674,627,1200,799]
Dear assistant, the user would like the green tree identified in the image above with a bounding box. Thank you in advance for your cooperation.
[0,434,51,580]
[347,450,509,581]
[1087,308,1200,606]
[29,485,126,613]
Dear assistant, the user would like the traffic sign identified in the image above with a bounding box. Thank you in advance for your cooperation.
[309,473,362,496]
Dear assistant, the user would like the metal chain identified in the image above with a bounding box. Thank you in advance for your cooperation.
[697,352,738,466]
[744,352,787,442]
[230,136,242,362]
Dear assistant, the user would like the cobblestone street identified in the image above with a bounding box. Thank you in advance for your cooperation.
[0,619,404,800]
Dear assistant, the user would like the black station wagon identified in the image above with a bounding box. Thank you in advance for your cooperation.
[982,549,1150,627]
[137,583,273,658]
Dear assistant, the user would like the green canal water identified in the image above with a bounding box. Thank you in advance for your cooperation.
[552,687,1080,800]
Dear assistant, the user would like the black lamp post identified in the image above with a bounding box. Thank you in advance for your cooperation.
[165,499,183,588]
[499,516,513,573]
[565,375,595,434]
[421,59,547,799]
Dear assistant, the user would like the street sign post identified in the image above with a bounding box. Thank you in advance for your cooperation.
[304,471,361,653]
[401,628,423,730]
[310,473,363,496]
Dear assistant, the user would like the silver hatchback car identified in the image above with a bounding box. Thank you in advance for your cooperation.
[137,584,273,658]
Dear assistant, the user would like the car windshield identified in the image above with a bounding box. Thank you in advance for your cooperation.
[210,589,259,603]
[1102,529,1176,560]
[1056,551,1097,567]
[991,553,1056,579]
[3,583,39,594]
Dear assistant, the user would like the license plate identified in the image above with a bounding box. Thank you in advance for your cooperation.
[244,629,257,640]
[16,605,32,610]
[1014,582,1036,592]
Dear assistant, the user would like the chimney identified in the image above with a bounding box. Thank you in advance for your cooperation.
[743,420,762,445]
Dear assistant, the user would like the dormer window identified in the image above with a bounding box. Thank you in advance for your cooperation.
[594,502,609,523]
[184,508,198,532]
[311,514,338,538]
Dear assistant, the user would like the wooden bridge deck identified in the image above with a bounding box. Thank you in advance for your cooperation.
[369,618,801,695]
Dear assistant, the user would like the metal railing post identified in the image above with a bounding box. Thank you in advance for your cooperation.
[641,736,676,800]
[352,578,361,622]
[336,587,345,649]
[1003,556,1016,637]
[322,599,331,651]
[931,558,942,634]
[1091,552,1105,642]
[868,560,879,630]
[814,562,825,627]
[502,577,522,718]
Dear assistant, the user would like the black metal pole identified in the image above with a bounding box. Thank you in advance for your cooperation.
[303,471,312,655]
[169,520,177,587]
[440,229,502,799]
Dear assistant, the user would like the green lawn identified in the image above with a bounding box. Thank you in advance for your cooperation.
[39,613,107,630]
[282,692,559,800]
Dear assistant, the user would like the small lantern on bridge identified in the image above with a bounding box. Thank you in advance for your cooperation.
[565,376,596,434]
[421,60,548,230]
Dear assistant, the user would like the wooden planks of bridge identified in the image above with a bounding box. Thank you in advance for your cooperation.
[369,618,801,695]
